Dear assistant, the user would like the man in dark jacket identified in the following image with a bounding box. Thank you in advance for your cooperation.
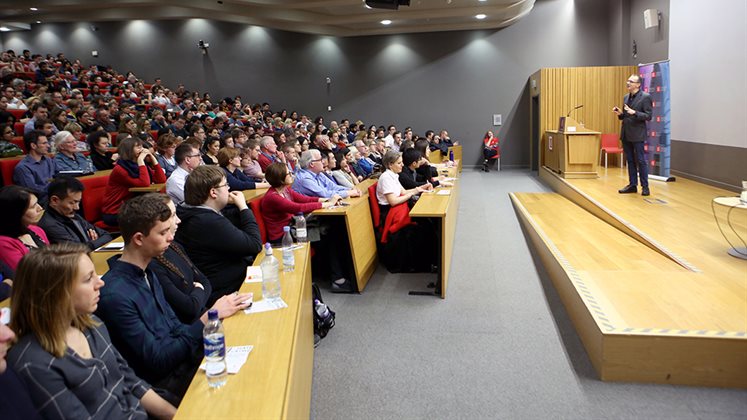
[37,177,113,250]
[613,74,653,196]
[175,165,262,306]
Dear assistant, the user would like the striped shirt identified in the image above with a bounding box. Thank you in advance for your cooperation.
[7,317,150,420]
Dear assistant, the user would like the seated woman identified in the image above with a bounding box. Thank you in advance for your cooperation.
[482,130,500,172]
[0,123,23,158]
[240,139,265,180]
[218,147,269,191]
[87,130,115,171]
[0,186,48,272]
[260,162,339,243]
[202,137,220,165]
[413,139,443,187]
[331,151,359,189]
[376,151,435,273]
[7,243,177,419]
[155,134,178,178]
[101,136,167,226]
[149,195,251,324]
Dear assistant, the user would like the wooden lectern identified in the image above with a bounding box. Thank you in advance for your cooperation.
[544,117,601,178]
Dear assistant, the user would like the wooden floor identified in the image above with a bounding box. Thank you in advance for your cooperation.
[511,166,747,388]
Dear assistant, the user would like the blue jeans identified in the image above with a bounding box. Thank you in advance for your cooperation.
[622,140,648,187]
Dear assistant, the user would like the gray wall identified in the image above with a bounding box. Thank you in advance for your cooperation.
[1,0,613,168]
[628,0,669,65]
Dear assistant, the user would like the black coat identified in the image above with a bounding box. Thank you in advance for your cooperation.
[37,207,113,250]
[175,204,262,305]
[618,90,653,143]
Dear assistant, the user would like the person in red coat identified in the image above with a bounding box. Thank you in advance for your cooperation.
[101,136,167,226]
[482,130,500,172]
[260,162,340,242]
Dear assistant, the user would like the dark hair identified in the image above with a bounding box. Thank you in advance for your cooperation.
[174,143,195,165]
[0,185,35,237]
[86,130,109,150]
[34,118,52,130]
[425,130,434,138]
[414,139,429,156]
[47,176,84,200]
[23,129,47,151]
[117,136,143,161]
[118,193,172,244]
[265,162,288,188]
[184,165,224,206]
[156,133,177,153]
[402,148,422,167]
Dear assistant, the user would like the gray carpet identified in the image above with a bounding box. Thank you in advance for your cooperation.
[311,169,747,420]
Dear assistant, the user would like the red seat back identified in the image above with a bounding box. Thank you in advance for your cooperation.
[8,109,26,119]
[11,137,27,153]
[14,122,24,136]
[368,182,380,229]
[80,173,110,223]
[249,199,267,244]
[601,133,621,151]
[0,156,23,186]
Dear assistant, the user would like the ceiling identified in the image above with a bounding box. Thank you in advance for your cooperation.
[0,0,536,37]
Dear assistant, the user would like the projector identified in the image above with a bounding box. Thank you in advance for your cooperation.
[365,0,410,10]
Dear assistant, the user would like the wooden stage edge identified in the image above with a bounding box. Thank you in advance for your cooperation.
[510,172,747,389]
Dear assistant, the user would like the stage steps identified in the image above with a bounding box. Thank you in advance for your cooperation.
[511,191,747,388]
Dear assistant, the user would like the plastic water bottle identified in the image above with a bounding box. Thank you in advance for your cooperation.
[294,212,308,243]
[282,226,295,272]
[203,309,227,388]
[261,243,281,302]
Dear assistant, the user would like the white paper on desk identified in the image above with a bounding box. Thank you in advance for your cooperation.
[199,345,253,374]
[436,189,451,196]
[245,266,262,283]
[441,177,456,182]
[244,298,288,314]
[95,241,124,251]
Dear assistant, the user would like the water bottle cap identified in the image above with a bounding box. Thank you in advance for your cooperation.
[207,309,219,320]
[283,226,290,232]
[264,243,273,254]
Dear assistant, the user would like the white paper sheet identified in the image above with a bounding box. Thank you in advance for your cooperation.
[199,345,254,374]
[244,298,288,314]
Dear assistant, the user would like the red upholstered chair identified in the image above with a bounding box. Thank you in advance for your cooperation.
[249,199,267,244]
[80,172,118,232]
[11,136,27,153]
[0,156,23,186]
[367,182,381,231]
[13,122,24,136]
[599,133,624,168]
[8,109,26,120]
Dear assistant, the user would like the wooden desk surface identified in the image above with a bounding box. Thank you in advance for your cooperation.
[241,187,270,203]
[129,183,165,193]
[175,244,314,420]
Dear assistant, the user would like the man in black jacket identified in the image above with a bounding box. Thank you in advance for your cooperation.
[37,177,112,250]
[613,74,653,196]
[175,165,262,306]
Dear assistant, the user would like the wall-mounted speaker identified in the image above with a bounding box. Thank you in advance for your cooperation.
[644,9,660,29]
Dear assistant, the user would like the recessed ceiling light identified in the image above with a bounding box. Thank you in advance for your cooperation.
[30,7,38,11]
[0,27,10,32]
[36,20,41,24]
[475,14,487,20]
[381,19,392,25]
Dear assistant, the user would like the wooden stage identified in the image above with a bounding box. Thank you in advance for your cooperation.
[511,166,747,388]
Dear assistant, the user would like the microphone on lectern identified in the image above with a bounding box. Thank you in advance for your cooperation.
[566,104,584,117]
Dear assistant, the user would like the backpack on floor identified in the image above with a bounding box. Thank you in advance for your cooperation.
[312,283,336,344]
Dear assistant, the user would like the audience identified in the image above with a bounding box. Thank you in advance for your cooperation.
[52,130,95,175]
[96,193,205,404]
[331,150,359,188]
[0,314,40,419]
[37,177,113,249]
[166,143,201,205]
[257,136,279,171]
[292,149,361,199]
[12,130,56,202]
[8,243,177,419]
[155,133,178,177]
[0,123,23,157]
[175,165,262,305]
[0,185,48,272]
[87,130,115,171]
[202,137,220,165]
[101,136,167,226]
[240,138,265,180]
[218,146,269,191]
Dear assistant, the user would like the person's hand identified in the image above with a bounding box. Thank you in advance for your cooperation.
[111,153,119,161]
[228,191,248,210]
[211,292,253,319]
[422,183,434,191]
[136,149,148,166]
[2,278,12,288]
[453,141,460,146]
[328,194,342,203]
[87,228,99,241]
[623,104,635,115]
[348,189,361,198]
[439,181,453,188]
[612,106,622,116]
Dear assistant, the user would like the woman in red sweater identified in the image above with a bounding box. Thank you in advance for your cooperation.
[260,162,340,243]
[101,136,167,226]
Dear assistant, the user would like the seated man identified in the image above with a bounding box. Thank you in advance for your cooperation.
[12,130,56,203]
[96,193,205,403]
[176,165,263,305]
[292,149,361,199]
[37,177,113,249]
[256,135,279,172]
[52,131,95,175]
[166,143,202,205]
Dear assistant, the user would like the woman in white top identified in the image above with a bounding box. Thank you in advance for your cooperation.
[376,151,430,224]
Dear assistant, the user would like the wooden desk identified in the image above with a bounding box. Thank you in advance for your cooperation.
[129,183,165,193]
[409,178,461,299]
[427,146,462,173]
[176,244,314,420]
[241,187,269,203]
[312,178,378,292]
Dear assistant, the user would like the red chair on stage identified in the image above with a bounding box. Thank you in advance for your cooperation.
[600,133,624,168]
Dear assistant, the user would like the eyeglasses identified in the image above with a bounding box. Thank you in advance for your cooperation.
[188,153,201,158]
[311,158,323,163]
[214,183,229,190]
[627,79,640,84]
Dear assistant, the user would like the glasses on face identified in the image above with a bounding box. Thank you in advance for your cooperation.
[188,153,201,158]
[214,183,229,190]
[627,79,640,84]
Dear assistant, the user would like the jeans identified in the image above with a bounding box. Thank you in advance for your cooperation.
[622,140,648,187]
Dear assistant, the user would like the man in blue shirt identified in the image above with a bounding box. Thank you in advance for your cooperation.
[96,194,204,403]
[13,130,56,202]
[23,103,57,135]
[292,149,361,199]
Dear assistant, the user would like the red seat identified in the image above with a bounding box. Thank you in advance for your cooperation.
[14,122,25,136]
[367,182,380,231]
[600,133,624,168]
[11,136,27,153]
[8,109,26,119]
[249,199,267,244]
[150,130,159,140]
[80,172,118,232]
[0,156,23,186]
